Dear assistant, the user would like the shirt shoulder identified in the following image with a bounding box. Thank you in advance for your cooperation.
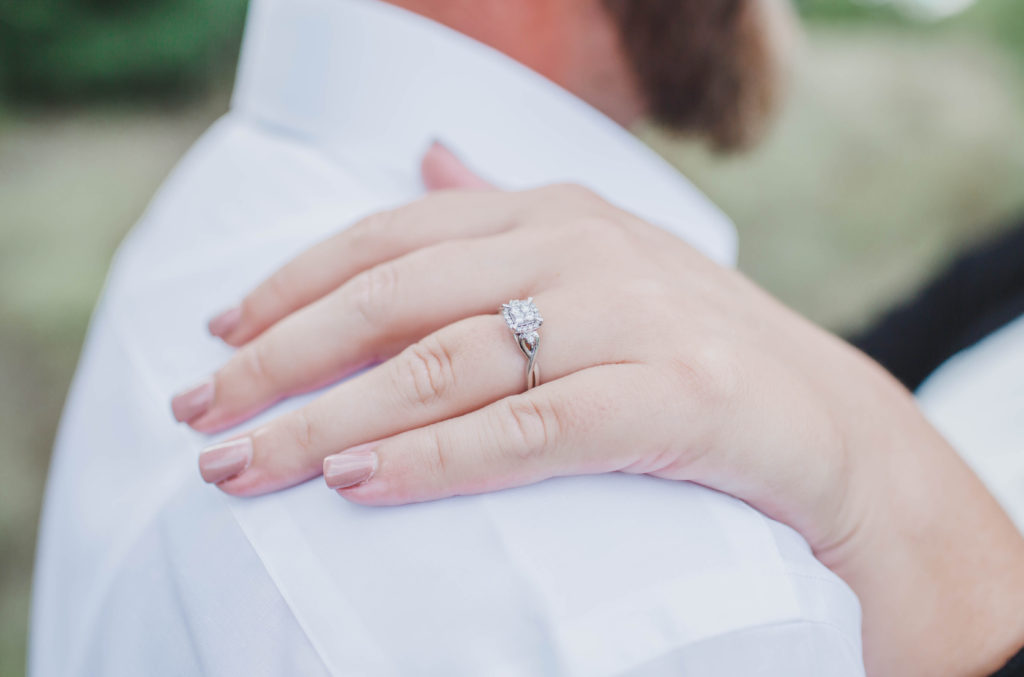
[52,114,862,677]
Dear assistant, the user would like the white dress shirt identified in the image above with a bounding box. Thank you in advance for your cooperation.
[917,314,1024,533]
[30,1,864,675]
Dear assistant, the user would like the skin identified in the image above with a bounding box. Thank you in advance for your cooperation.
[169,1,1024,673]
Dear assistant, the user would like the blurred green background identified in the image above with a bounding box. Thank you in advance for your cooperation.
[1,0,1023,674]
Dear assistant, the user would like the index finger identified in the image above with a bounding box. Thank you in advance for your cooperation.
[212,188,520,346]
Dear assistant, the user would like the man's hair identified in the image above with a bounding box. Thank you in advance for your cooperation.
[603,0,790,151]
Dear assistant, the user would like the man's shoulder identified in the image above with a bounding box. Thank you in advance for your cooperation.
[79,114,860,676]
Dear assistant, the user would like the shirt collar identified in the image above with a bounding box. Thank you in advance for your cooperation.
[230,0,737,264]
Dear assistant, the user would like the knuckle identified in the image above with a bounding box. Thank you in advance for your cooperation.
[347,208,406,257]
[557,215,629,256]
[263,268,292,306]
[242,271,289,325]
[394,336,457,407]
[493,396,560,463]
[350,209,393,245]
[288,408,318,455]
[239,341,273,384]
[547,182,602,207]
[566,214,621,241]
[527,183,602,217]
[348,262,398,326]
[669,344,742,411]
[622,277,673,311]
[424,188,471,205]
[420,425,451,483]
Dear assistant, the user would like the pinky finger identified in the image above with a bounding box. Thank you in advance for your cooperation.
[325,364,664,505]
[420,141,494,191]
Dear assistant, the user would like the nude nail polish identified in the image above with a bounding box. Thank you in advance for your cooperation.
[171,378,214,423]
[324,450,378,490]
[208,306,241,338]
[199,438,253,484]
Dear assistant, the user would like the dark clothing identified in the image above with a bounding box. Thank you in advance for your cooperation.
[852,218,1024,392]
[993,646,1024,677]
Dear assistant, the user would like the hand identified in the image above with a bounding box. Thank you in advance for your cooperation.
[174,143,1024,676]
[177,145,852,536]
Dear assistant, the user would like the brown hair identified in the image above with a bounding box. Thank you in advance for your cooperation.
[603,0,789,151]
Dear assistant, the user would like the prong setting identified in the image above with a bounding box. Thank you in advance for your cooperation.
[501,297,543,338]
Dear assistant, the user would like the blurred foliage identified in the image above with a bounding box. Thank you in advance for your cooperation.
[953,0,1024,62]
[796,0,908,22]
[799,0,1024,66]
[0,0,248,102]
[0,0,1021,104]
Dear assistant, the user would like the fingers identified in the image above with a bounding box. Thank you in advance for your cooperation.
[211,188,529,347]
[181,233,542,433]
[204,307,602,496]
[421,141,494,191]
[331,364,658,505]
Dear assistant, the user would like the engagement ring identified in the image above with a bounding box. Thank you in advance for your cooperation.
[501,298,543,391]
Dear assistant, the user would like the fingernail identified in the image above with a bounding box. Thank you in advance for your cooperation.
[171,378,214,423]
[199,438,253,484]
[324,450,378,490]
[208,306,241,338]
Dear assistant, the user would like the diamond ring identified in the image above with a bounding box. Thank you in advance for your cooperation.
[501,298,543,391]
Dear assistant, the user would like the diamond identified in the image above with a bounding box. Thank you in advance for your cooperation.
[502,298,543,336]
[519,331,540,355]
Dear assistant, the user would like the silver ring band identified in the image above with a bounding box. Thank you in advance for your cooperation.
[501,298,543,391]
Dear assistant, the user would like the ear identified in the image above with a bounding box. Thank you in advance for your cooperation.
[420,141,494,191]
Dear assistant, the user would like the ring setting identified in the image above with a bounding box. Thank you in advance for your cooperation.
[501,298,543,391]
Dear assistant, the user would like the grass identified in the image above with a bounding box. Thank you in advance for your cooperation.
[0,97,226,676]
[656,26,1024,331]
[1,10,1023,675]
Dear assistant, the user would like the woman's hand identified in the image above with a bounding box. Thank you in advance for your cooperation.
[173,144,1024,676]
[176,146,857,544]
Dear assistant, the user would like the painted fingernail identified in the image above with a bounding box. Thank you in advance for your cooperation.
[208,306,241,338]
[199,438,253,484]
[324,450,378,490]
[171,378,214,423]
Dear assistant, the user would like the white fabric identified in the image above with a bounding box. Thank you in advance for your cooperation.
[917,314,1024,533]
[30,1,864,675]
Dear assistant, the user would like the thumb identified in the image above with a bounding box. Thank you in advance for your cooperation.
[421,141,494,191]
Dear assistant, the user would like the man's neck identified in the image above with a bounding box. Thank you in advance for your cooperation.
[229,0,736,263]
